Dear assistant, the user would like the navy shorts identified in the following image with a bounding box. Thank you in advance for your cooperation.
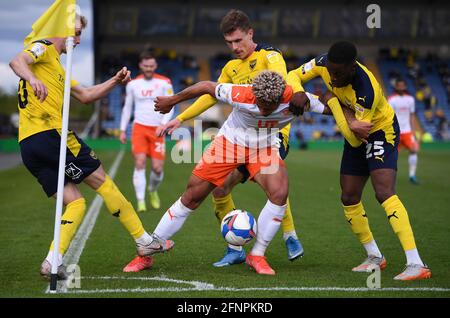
[340,115,400,176]
[238,132,290,183]
[20,129,101,197]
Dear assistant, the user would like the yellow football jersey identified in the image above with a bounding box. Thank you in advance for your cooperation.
[288,53,395,136]
[177,44,291,142]
[218,44,291,141]
[218,44,287,84]
[18,40,78,142]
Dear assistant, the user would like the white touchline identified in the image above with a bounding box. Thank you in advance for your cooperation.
[63,276,450,294]
[45,150,125,293]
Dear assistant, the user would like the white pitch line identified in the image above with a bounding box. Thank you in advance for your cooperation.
[45,150,125,293]
[65,286,450,294]
[63,276,450,294]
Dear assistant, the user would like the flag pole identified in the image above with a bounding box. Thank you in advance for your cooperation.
[50,36,75,293]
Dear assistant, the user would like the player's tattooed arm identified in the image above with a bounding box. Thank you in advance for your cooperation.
[155,81,218,114]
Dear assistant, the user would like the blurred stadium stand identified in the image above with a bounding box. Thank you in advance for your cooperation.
[91,0,450,143]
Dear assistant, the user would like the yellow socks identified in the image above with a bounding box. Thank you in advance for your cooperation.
[382,195,416,251]
[212,193,236,223]
[281,198,295,233]
[49,198,86,255]
[343,201,374,244]
[96,175,145,239]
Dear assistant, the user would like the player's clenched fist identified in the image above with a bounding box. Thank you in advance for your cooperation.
[154,96,177,114]
[114,67,131,84]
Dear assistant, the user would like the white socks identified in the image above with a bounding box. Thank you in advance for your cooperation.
[134,168,164,201]
[408,153,418,177]
[149,171,164,192]
[154,198,193,240]
[363,240,382,258]
[133,168,146,201]
[251,200,286,256]
[406,248,425,266]
[135,231,153,246]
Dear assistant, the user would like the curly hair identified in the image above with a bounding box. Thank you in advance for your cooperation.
[252,71,286,104]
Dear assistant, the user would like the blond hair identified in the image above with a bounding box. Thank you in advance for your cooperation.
[76,15,88,29]
[252,71,286,104]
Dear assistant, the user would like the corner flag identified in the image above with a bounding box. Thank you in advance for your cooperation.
[24,0,76,47]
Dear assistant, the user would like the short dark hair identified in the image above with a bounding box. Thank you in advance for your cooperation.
[220,9,251,35]
[139,51,155,62]
[328,41,357,65]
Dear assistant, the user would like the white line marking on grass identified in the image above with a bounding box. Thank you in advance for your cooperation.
[45,150,125,294]
[63,276,450,294]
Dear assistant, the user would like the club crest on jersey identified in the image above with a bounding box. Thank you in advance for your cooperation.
[267,52,280,64]
[249,59,257,70]
[65,163,82,180]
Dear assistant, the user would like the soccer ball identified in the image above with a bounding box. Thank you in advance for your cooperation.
[221,210,257,246]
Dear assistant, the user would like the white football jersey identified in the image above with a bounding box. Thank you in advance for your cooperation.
[120,74,174,131]
[215,83,320,148]
[388,93,415,133]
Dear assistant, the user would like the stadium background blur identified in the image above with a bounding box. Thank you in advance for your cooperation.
[0,0,449,148]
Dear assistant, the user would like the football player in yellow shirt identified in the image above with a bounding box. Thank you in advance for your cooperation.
[9,15,172,280]
[288,41,431,281]
[156,10,304,268]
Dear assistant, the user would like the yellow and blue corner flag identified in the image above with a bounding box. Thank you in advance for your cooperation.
[24,0,76,47]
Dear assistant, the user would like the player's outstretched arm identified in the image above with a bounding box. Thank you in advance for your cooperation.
[9,52,48,102]
[155,81,217,114]
[71,67,131,104]
[176,94,218,123]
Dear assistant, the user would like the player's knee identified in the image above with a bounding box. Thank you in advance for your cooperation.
[135,159,146,170]
[268,186,288,206]
[180,192,201,210]
[341,193,361,206]
[181,185,205,210]
[152,165,163,175]
[375,190,395,204]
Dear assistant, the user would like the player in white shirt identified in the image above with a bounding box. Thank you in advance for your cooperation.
[145,71,323,275]
[119,52,175,213]
[388,79,420,184]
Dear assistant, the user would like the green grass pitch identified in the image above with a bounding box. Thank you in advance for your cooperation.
[1,147,449,298]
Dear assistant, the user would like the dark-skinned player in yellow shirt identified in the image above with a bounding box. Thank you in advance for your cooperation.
[288,41,431,281]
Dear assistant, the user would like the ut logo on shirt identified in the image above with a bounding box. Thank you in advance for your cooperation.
[141,89,153,97]
[258,120,279,128]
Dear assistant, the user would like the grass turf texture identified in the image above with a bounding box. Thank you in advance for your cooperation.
[0,148,449,298]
